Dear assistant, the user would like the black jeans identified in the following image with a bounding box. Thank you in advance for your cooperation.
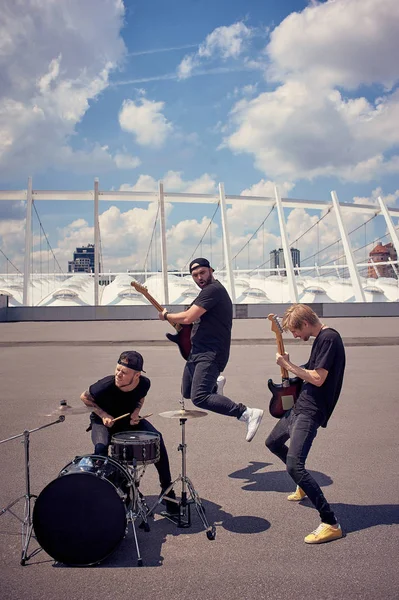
[90,418,173,491]
[265,409,337,525]
[182,353,246,419]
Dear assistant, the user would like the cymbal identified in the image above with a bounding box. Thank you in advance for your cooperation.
[44,403,91,417]
[159,409,208,419]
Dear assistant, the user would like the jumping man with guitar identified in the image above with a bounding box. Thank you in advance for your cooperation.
[158,258,264,442]
[265,304,345,544]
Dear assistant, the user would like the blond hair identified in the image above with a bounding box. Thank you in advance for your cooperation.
[282,304,321,331]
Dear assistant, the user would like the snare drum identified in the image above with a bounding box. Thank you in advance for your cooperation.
[33,455,135,566]
[111,431,160,465]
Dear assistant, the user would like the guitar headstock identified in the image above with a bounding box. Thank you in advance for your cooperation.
[268,314,288,377]
[268,313,284,336]
[131,280,147,294]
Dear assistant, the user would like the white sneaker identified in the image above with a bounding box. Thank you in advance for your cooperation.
[216,375,226,395]
[239,407,264,442]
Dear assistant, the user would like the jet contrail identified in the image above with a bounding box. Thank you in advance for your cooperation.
[128,44,198,57]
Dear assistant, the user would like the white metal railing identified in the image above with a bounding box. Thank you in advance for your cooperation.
[1,178,399,305]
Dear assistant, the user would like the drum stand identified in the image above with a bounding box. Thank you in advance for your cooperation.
[126,459,151,567]
[147,414,216,540]
[0,416,65,565]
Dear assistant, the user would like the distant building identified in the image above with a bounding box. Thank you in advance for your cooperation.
[68,244,100,273]
[367,242,397,279]
[270,247,300,275]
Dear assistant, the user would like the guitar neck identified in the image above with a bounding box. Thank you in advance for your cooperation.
[277,336,289,380]
[268,314,289,381]
[132,284,181,331]
[139,290,164,313]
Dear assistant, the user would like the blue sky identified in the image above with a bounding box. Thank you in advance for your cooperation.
[0,0,399,273]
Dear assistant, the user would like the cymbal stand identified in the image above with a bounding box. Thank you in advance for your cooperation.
[126,458,151,567]
[0,416,65,565]
[147,407,216,540]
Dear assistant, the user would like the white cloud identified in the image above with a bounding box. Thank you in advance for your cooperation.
[51,170,219,270]
[221,0,399,184]
[119,97,173,147]
[119,170,217,193]
[53,203,161,272]
[185,174,217,194]
[0,0,126,179]
[267,0,399,90]
[224,79,399,182]
[53,199,220,272]
[120,175,158,193]
[199,21,252,60]
[240,179,294,197]
[354,187,399,208]
[177,56,197,80]
[9,181,396,275]
[114,153,141,170]
[221,179,295,256]
[177,21,253,79]
[68,219,88,230]
[54,144,123,174]
[227,84,259,101]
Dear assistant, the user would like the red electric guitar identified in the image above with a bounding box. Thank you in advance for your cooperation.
[130,281,192,360]
[267,313,303,418]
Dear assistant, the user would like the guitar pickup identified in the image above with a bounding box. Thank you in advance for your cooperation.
[281,395,295,410]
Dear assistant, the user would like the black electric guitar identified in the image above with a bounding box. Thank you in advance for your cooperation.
[131,281,192,360]
[267,313,303,418]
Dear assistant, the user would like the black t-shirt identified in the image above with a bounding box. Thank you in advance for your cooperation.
[89,375,150,430]
[191,280,232,365]
[294,327,345,428]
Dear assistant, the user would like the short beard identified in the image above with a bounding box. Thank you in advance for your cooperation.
[203,271,214,286]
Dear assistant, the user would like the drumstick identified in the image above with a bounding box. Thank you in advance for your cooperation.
[111,412,130,422]
[112,412,153,423]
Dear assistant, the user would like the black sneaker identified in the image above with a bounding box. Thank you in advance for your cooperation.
[162,489,180,515]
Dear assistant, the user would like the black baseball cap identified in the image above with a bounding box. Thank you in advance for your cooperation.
[118,351,145,372]
[189,257,214,273]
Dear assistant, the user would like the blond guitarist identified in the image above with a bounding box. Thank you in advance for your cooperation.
[265,304,345,544]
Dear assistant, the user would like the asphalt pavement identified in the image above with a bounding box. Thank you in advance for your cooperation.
[0,317,398,600]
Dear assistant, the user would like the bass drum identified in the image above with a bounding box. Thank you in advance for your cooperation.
[33,455,135,566]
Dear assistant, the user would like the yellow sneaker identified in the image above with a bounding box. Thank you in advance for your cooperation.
[304,523,343,544]
[287,486,306,501]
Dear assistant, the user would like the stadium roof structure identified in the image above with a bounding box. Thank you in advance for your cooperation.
[0,178,398,306]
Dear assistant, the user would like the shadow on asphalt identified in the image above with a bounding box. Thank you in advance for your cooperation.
[49,494,270,569]
[229,462,399,538]
[228,460,333,492]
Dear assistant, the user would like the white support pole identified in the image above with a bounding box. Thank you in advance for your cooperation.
[331,191,366,302]
[94,178,100,306]
[274,186,299,303]
[158,181,169,305]
[23,177,33,306]
[218,182,236,303]
[377,196,399,260]
[368,258,380,278]
[388,257,399,278]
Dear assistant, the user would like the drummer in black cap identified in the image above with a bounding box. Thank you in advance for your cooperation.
[80,350,178,513]
[158,258,263,442]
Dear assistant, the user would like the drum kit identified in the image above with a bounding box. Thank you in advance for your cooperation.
[0,399,216,568]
